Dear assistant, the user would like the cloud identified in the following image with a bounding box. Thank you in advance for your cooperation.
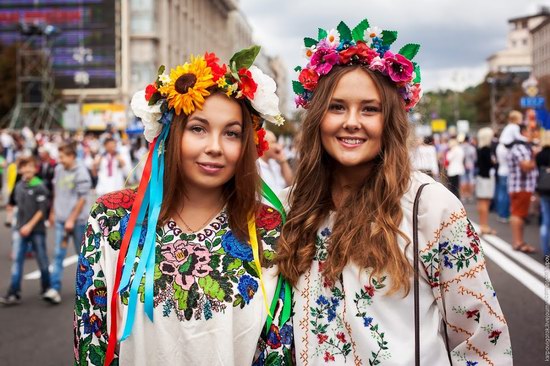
[241,0,550,110]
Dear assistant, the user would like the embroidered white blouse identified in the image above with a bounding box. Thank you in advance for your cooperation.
[285,172,512,366]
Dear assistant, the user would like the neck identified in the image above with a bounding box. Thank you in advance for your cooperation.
[331,163,372,207]
[180,185,224,212]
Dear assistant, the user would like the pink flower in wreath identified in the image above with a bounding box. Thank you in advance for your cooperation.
[368,56,386,73]
[310,40,340,75]
[159,239,212,290]
[384,51,414,83]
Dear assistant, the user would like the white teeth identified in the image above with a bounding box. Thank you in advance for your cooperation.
[340,138,364,144]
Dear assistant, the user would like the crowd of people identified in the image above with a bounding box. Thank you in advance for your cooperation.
[412,109,548,257]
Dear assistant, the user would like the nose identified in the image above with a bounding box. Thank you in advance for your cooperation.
[204,134,222,156]
[342,112,361,132]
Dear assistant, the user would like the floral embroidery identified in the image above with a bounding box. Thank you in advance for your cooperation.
[159,239,213,290]
[481,324,502,345]
[354,276,390,365]
[453,306,480,323]
[75,189,283,365]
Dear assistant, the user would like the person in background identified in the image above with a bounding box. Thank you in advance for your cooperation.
[411,135,439,179]
[460,134,477,202]
[44,142,92,304]
[500,110,526,147]
[0,156,52,306]
[536,130,550,260]
[495,136,511,223]
[475,127,497,235]
[258,129,294,195]
[445,138,465,199]
[93,137,127,196]
[507,124,537,253]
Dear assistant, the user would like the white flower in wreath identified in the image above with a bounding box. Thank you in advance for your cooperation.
[248,66,284,126]
[130,90,163,142]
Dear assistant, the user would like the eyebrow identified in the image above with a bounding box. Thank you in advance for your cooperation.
[331,98,381,105]
[189,116,242,127]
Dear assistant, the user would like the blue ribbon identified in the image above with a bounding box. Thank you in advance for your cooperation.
[120,124,169,341]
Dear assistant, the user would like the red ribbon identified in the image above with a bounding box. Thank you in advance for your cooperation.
[104,138,156,366]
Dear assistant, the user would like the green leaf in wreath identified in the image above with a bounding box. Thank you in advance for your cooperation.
[318,28,328,40]
[398,43,420,61]
[292,80,305,95]
[304,37,318,48]
[337,21,352,41]
[352,19,370,41]
[381,30,398,46]
[157,65,165,76]
[229,45,261,72]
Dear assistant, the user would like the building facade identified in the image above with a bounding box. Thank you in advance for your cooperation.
[487,8,549,73]
[531,17,550,79]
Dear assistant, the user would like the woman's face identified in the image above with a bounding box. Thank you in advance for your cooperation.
[320,69,384,169]
[180,93,243,192]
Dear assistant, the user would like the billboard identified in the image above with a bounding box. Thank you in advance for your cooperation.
[0,0,117,89]
[82,103,127,130]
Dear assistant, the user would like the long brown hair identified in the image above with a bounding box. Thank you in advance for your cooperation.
[277,66,413,295]
[159,91,260,242]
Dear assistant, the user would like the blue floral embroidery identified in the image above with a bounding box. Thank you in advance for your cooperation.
[363,316,373,327]
[76,255,94,297]
[221,231,253,261]
[321,227,331,237]
[280,323,293,345]
[443,255,453,269]
[237,274,258,304]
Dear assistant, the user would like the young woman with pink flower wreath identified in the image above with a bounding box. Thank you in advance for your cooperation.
[73,47,293,365]
[277,19,512,365]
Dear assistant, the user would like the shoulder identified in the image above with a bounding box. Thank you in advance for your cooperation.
[403,171,463,217]
[94,188,136,215]
[255,203,283,233]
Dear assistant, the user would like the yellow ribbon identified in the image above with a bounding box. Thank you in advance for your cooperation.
[248,216,272,318]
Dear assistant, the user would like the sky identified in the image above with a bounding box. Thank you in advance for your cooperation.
[240,0,550,105]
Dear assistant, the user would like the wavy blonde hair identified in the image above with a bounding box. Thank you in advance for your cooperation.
[277,66,413,295]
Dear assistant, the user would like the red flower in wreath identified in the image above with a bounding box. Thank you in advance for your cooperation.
[256,205,282,230]
[204,52,227,82]
[238,68,258,99]
[298,68,319,91]
[97,189,136,210]
[144,83,157,101]
[255,128,269,157]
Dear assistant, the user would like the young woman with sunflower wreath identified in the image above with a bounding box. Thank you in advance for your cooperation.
[73,46,293,365]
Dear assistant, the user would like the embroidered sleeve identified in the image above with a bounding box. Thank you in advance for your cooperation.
[253,278,295,366]
[73,209,113,366]
[420,184,513,365]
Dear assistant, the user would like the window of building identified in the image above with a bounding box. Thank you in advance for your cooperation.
[131,0,156,33]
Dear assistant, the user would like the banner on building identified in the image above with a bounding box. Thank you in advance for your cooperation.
[82,103,127,130]
[431,119,447,133]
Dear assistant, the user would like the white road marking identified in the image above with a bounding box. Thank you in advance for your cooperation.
[24,254,79,280]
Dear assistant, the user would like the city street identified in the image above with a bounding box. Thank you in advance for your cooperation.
[0,201,545,365]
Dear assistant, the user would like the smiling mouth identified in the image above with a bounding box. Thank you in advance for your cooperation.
[337,137,366,146]
[197,162,224,169]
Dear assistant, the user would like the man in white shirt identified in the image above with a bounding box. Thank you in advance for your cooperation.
[258,130,293,196]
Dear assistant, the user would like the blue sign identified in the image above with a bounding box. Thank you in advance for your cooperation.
[521,96,545,109]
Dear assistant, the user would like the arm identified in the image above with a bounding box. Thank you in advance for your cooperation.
[74,204,116,365]
[65,168,92,231]
[519,159,536,173]
[19,210,43,237]
[421,185,512,365]
[20,186,49,237]
[278,159,294,186]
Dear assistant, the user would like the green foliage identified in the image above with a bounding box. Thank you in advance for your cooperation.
[229,45,261,72]
[336,21,352,41]
[352,19,370,41]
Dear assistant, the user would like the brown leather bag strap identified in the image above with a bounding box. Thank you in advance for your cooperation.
[413,183,429,366]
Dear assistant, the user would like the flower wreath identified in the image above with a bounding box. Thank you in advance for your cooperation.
[131,45,284,157]
[293,19,422,111]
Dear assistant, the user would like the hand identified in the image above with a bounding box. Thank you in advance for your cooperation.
[273,146,287,164]
[65,219,75,233]
[19,224,32,237]
[49,213,55,228]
